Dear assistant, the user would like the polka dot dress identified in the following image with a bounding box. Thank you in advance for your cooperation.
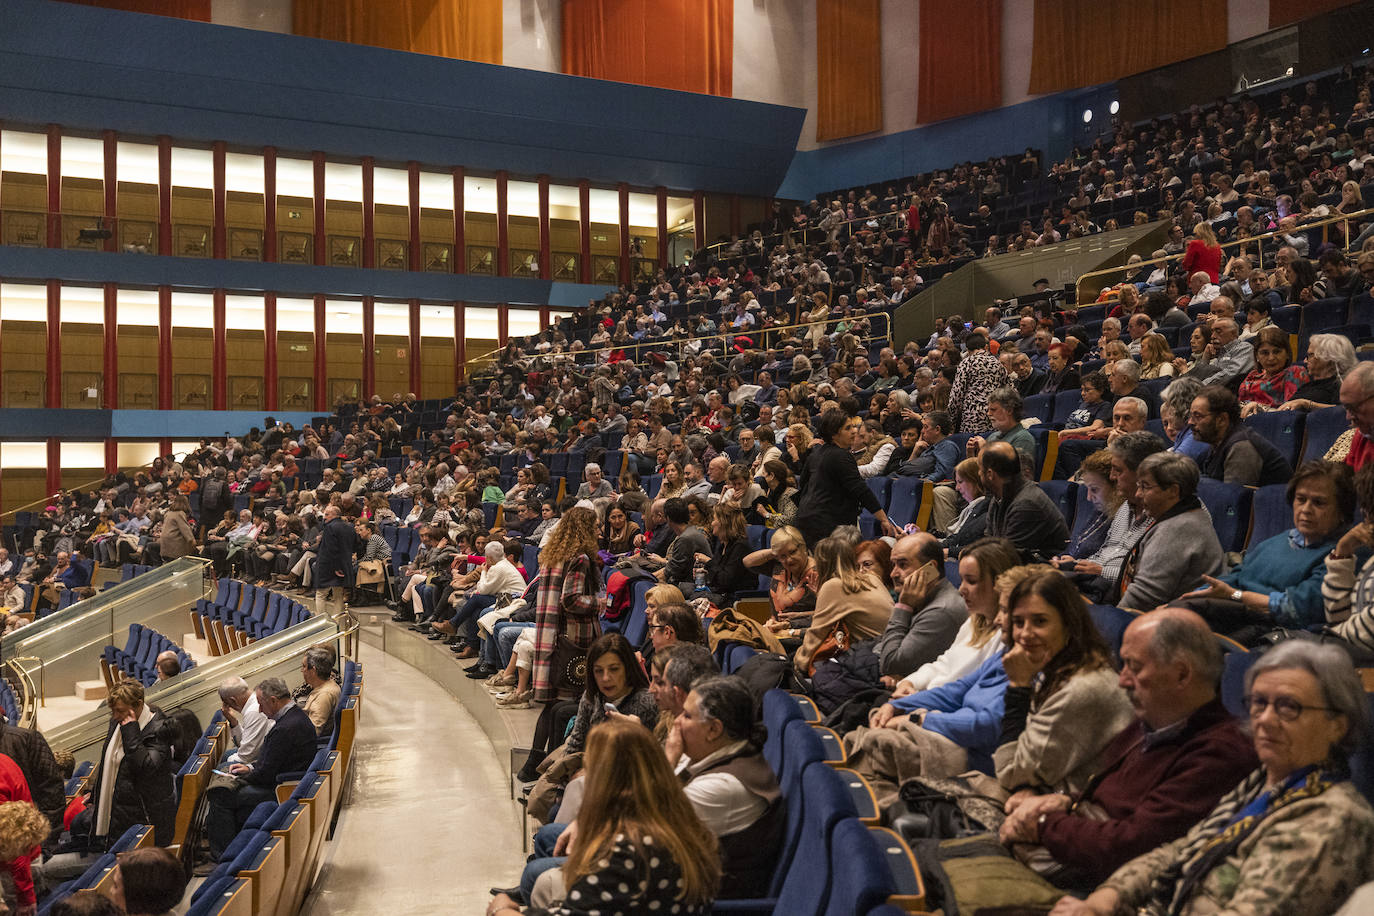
[532,833,710,916]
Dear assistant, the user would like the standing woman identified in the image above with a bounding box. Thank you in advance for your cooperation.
[157,494,196,563]
[1181,221,1223,283]
[793,409,898,547]
[521,507,603,782]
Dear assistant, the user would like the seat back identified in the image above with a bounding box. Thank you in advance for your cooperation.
[1087,605,1135,657]
[1220,649,1258,719]
[1243,410,1304,468]
[771,762,859,916]
[823,818,897,916]
[1300,405,1349,463]
[762,689,803,775]
[1246,483,1291,548]
[1196,478,1253,553]
[1037,480,1076,532]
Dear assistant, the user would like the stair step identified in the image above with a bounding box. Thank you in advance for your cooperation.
[74,680,108,701]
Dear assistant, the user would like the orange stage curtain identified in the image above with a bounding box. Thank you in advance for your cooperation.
[56,0,210,21]
[1028,0,1226,96]
[1270,0,1357,27]
[917,0,1001,124]
[816,0,882,141]
[293,0,502,65]
[560,0,732,97]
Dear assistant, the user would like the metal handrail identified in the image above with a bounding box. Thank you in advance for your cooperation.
[5,657,40,728]
[1075,205,1374,297]
[466,310,894,377]
[701,209,920,259]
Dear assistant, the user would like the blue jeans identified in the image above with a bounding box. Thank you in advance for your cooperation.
[486,621,531,668]
[520,823,567,899]
[446,593,498,642]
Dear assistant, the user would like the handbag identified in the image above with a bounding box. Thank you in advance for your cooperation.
[550,634,588,693]
[355,559,385,585]
[806,620,852,676]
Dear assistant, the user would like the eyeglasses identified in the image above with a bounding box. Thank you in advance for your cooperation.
[1243,693,1338,721]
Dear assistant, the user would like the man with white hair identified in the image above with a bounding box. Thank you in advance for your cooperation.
[218,676,273,766]
[1187,271,1220,306]
[1182,318,1254,388]
[429,539,526,657]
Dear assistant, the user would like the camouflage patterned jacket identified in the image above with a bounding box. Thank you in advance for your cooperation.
[1101,773,1374,915]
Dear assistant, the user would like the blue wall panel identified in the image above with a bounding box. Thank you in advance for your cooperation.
[0,408,317,440]
[0,0,805,196]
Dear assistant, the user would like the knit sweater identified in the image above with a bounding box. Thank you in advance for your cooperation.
[1321,552,1374,651]
[893,651,1008,774]
[1118,502,1225,612]
[873,579,968,679]
[1218,529,1338,627]
[994,666,1134,796]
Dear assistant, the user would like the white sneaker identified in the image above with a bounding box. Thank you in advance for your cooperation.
[496,690,532,709]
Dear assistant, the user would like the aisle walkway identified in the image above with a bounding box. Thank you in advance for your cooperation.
[299,643,524,916]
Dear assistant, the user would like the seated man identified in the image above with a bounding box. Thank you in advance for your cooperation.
[297,646,341,737]
[981,442,1069,563]
[1190,385,1292,486]
[1055,396,1148,478]
[998,609,1256,893]
[874,533,967,681]
[894,411,962,483]
[203,677,318,863]
[216,676,273,767]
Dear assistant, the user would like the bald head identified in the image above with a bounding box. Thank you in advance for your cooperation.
[890,532,943,595]
[1119,608,1223,729]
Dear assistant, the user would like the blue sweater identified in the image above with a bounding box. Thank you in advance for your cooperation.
[1218,528,1338,628]
[892,650,1008,774]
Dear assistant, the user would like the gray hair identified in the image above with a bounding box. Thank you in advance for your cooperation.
[1307,334,1358,380]
[1115,396,1148,421]
[1113,358,1142,383]
[1108,431,1167,471]
[1246,640,1369,757]
[1349,362,1374,399]
[987,386,1024,420]
[661,644,719,693]
[691,676,764,748]
[255,677,291,701]
[1161,376,1205,422]
[1137,452,1200,500]
[1102,317,1121,331]
[1148,616,1224,689]
[217,676,250,702]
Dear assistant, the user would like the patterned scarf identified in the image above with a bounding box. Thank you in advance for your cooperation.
[1147,765,1341,915]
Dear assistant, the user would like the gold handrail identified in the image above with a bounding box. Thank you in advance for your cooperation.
[1075,205,1374,300]
[5,657,40,727]
[465,311,894,377]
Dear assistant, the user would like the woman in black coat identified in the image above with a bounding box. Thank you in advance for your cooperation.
[85,681,177,848]
[699,504,753,605]
[793,409,899,547]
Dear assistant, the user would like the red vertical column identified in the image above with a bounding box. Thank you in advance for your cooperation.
[452,166,465,274]
[729,194,741,237]
[498,303,509,346]
[537,175,551,280]
[407,162,422,272]
[264,293,278,410]
[312,152,326,266]
[45,280,60,409]
[361,156,375,269]
[693,191,705,250]
[212,141,227,259]
[104,439,118,476]
[656,187,668,270]
[539,305,551,331]
[211,289,227,410]
[454,304,466,387]
[312,294,327,411]
[102,283,118,409]
[102,130,118,252]
[263,146,278,263]
[578,180,591,284]
[496,170,509,277]
[618,183,631,286]
[361,296,376,399]
[157,286,172,410]
[160,438,172,459]
[157,137,172,257]
[46,125,61,249]
[408,299,422,396]
[46,440,60,498]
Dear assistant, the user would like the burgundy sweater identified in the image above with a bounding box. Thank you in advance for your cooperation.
[1038,697,1257,886]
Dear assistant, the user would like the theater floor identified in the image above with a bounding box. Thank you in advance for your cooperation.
[298,641,525,915]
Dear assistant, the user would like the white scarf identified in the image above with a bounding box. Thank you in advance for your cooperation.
[95,704,154,836]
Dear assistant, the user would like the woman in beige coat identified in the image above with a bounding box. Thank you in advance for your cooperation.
[158,494,197,561]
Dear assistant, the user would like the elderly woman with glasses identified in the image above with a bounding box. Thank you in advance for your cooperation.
[1054,641,1374,916]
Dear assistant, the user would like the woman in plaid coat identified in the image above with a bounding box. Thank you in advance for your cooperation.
[531,506,603,703]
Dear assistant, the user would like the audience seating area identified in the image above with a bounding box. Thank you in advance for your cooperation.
[191,580,316,656]
[99,623,195,688]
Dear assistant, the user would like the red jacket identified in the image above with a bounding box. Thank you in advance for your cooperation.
[1182,238,1223,283]
[0,753,37,906]
[1038,698,1256,886]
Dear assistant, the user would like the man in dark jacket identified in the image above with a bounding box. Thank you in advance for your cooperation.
[204,677,318,862]
[315,505,357,618]
[981,442,1069,562]
[87,680,177,848]
[0,719,66,830]
[1191,385,1292,486]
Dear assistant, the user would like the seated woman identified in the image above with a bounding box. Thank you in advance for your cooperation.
[1176,461,1352,644]
[489,718,720,916]
[1159,377,1210,464]
[1055,450,1117,563]
[888,538,1020,696]
[1114,453,1225,612]
[719,464,767,525]
[1238,326,1311,415]
[743,526,817,630]
[791,535,893,675]
[1171,323,1213,376]
[758,459,798,528]
[1138,333,1176,380]
[1056,372,1113,442]
[1060,641,1374,916]
[696,505,751,608]
[1320,462,1374,661]
[1269,332,1356,413]
[599,503,640,556]
[939,458,994,560]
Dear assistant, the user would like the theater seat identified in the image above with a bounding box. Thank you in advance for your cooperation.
[1196,478,1253,553]
[1246,484,1291,548]
[763,688,804,775]
[1300,406,1349,463]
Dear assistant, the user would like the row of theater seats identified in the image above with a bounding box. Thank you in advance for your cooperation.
[36,824,157,916]
[191,581,315,656]
[187,660,362,916]
[99,623,195,688]
[100,563,156,591]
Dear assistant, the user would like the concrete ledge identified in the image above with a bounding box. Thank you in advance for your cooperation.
[360,621,538,782]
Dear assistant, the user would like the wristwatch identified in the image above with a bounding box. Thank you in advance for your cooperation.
[1231,589,1243,602]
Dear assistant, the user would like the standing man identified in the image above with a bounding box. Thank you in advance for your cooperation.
[315,505,357,619]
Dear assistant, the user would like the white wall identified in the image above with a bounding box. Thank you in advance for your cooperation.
[502,0,560,72]
[1001,0,1039,109]
[732,0,816,144]
[879,0,919,138]
[211,0,292,33]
